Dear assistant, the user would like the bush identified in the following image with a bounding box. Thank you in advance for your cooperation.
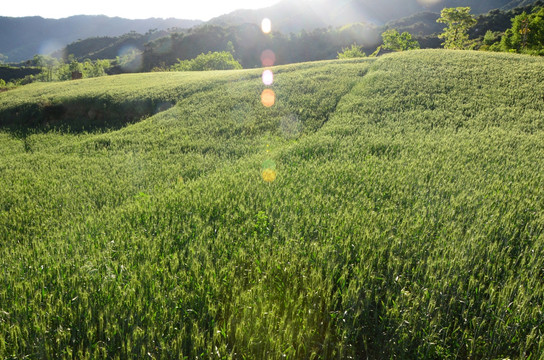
[337,44,366,59]
[171,51,242,71]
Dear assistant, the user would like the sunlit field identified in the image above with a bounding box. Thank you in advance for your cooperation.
[1,50,543,359]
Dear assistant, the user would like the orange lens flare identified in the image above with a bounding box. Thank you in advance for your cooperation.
[262,168,277,183]
[261,89,276,107]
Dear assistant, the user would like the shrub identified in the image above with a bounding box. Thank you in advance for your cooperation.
[171,51,242,71]
[337,44,366,59]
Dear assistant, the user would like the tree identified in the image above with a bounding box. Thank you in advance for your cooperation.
[226,41,236,56]
[437,7,477,50]
[381,29,420,51]
[0,53,7,64]
[337,44,366,59]
[497,7,544,54]
[30,55,60,82]
[82,59,111,78]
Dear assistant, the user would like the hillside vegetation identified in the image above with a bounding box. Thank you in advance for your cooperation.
[0,50,543,359]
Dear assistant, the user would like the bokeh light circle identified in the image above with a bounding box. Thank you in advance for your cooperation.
[261,18,272,34]
[261,159,277,183]
[280,114,302,139]
[262,168,277,183]
[262,70,274,86]
[260,50,276,67]
[261,89,276,107]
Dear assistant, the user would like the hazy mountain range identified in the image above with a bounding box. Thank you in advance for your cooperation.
[0,0,540,62]
[208,0,539,32]
[0,16,202,62]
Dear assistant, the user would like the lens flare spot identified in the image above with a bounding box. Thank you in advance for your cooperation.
[39,40,63,57]
[261,50,276,67]
[262,168,277,183]
[261,159,277,183]
[261,18,272,34]
[262,70,274,86]
[262,159,276,170]
[280,114,302,139]
[261,89,276,107]
[118,46,143,72]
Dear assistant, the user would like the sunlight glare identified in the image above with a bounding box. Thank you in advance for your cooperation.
[261,18,272,34]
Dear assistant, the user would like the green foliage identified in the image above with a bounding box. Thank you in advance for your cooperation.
[381,29,420,51]
[437,7,477,50]
[143,24,380,70]
[483,30,501,46]
[1,51,544,359]
[337,44,367,58]
[171,51,242,71]
[498,7,544,54]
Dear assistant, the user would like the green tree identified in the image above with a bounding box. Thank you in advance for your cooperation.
[56,55,82,81]
[483,30,501,46]
[226,41,236,56]
[498,7,544,54]
[381,29,420,51]
[337,44,366,59]
[82,59,111,78]
[437,7,477,50]
[68,57,83,74]
[32,55,60,82]
[171,51,242,71]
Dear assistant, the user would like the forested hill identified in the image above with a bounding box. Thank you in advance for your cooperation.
[387,0,544,38]
[0,16,202,62]
[209,0,540,32]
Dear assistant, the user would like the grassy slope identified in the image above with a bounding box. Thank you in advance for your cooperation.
[0,51,543,359]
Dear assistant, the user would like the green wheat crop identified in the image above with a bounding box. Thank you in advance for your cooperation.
[0,51,543,359]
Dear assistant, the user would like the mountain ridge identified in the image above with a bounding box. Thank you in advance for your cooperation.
[0,15,202,62]
[208,0,540,32]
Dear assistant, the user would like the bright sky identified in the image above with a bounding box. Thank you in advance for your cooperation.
[1,0,283,21]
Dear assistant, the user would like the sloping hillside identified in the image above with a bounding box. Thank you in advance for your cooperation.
[0,50,543,359]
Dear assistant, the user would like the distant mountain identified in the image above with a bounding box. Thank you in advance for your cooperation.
[0,15,202,62]
[51,29,176,62]
[208,0,540,32]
